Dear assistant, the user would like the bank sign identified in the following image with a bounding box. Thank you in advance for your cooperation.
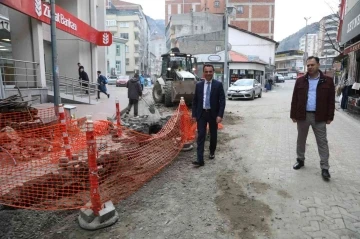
[0,0,112,46]
[341,0,360,44]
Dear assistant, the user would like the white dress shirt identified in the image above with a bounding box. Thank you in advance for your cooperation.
[203,79,212,109]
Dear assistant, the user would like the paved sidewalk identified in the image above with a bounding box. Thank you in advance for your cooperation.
[224,81,360,239]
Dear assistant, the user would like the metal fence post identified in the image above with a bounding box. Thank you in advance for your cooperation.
[115,98,122,136]
[85,115,101,216]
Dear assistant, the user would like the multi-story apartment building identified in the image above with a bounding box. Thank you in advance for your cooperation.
[299,34,319,57]
[106,0,150,76]
[150,35,166,75]
[106,37,127,76]
[165,0,275,39]
[275,50,305,75]
[318,14,340,72]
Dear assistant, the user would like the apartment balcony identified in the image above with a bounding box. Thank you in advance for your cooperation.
[107,26,118,33]
[134,39,140,45]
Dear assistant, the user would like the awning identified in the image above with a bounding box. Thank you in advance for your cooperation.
[344,40,360,55]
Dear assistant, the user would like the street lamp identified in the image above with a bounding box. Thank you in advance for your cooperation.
[304,17,311,72]
[223,0,234,93]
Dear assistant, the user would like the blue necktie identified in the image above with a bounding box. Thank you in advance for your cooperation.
[205,82,211,109]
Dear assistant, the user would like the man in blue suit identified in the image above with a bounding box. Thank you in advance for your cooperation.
[192,64,226,167]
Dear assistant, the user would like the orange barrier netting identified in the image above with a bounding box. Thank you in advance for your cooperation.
[0,101,197,211]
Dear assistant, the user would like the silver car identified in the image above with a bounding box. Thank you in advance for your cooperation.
[227,79,262,100]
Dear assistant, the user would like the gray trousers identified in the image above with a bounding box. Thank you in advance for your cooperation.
[297,112,330,169]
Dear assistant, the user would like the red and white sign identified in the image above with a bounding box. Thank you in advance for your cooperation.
[344,40,360,55]
[0,0,112,46]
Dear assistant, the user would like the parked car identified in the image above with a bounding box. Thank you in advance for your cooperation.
[116,75,130,87]
[275,75,285,83]
[227,78,262,100]
[107,75,118,85]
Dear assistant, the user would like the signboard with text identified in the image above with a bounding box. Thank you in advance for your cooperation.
[341,0,360,44]
[0,0,112,46]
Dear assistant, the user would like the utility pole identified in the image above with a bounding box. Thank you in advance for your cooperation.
[304,17,311,73]
[223,0,229,93]
[50,0,60,112]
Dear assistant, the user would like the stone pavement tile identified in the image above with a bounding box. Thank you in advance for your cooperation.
[302,220,320,232]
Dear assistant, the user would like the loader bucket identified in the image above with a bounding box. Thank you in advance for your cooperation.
[171,80,197,103]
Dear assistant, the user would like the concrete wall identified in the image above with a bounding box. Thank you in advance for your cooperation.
[229,27,276,65]
[176,31,225,55]
[166,12,224,51]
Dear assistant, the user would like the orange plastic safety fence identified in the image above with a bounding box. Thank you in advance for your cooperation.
[0,102,196,211]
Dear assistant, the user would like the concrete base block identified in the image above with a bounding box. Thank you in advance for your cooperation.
[182,143,194,152]
[78,201,119,230]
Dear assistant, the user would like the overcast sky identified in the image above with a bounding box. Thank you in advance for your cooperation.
[122,0,339,41]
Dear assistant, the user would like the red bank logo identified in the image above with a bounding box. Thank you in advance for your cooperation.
[35,0,42,17]
[102,33,110,45]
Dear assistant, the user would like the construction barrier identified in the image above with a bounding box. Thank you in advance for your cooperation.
[0,100,196,211]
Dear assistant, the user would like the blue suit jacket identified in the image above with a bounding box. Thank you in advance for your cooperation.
[192,79,226,120]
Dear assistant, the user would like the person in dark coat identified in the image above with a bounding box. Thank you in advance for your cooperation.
[290,56,335,179]
[79,66,89,94]
[96,71,110,99]
[126,73,142,117]
[192,64,226,167]
[77,63,82,79]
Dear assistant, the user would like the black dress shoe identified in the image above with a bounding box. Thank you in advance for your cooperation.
[293,160,304,170]
[192,161,204,167]
[209,154,215,160]
[322,169,331,179]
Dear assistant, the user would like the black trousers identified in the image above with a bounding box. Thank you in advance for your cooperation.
[196,110,218,163]
[126,99,139,116]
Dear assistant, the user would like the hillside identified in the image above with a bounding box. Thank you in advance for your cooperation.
[277,22,320,52]
[146,16,165,37]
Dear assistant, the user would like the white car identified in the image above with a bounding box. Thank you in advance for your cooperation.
[227,79,262,100]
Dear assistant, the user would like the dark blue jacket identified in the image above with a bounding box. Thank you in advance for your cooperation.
[192,79,226,120]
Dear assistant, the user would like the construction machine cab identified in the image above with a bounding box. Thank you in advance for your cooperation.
[153,48,198,106]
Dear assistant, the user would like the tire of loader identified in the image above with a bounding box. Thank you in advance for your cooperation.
[164,81,174,107]
[152,82,164,103]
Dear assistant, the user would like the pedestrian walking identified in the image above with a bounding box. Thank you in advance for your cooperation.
[79,66,89,94]
[96,71,110,99]
[125,73,143,117]
[139,71,145,91]
[191,64,226,167]
[290,56,335,179]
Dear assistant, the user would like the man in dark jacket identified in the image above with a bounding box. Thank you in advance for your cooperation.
[77,63,82,79]
[290,56,335,179]
[79,66,89,94]
[192,64,226,167]
[126,73,142,117]
[96,71,110,99]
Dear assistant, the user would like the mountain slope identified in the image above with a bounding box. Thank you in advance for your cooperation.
[146,16,165,36]
[277,22,320,52]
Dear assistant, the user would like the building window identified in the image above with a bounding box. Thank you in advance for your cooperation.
[116,61,121,73]
[120,33,129,39]
[195,26,198,30]
[126,58,129,65]
[214,0,220,8]
[215,46,221,51]
[237,6,244,14]
[116,45,121,56]
[106,20,116,27]
[125,45,129,53]
[119,22,129,28]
